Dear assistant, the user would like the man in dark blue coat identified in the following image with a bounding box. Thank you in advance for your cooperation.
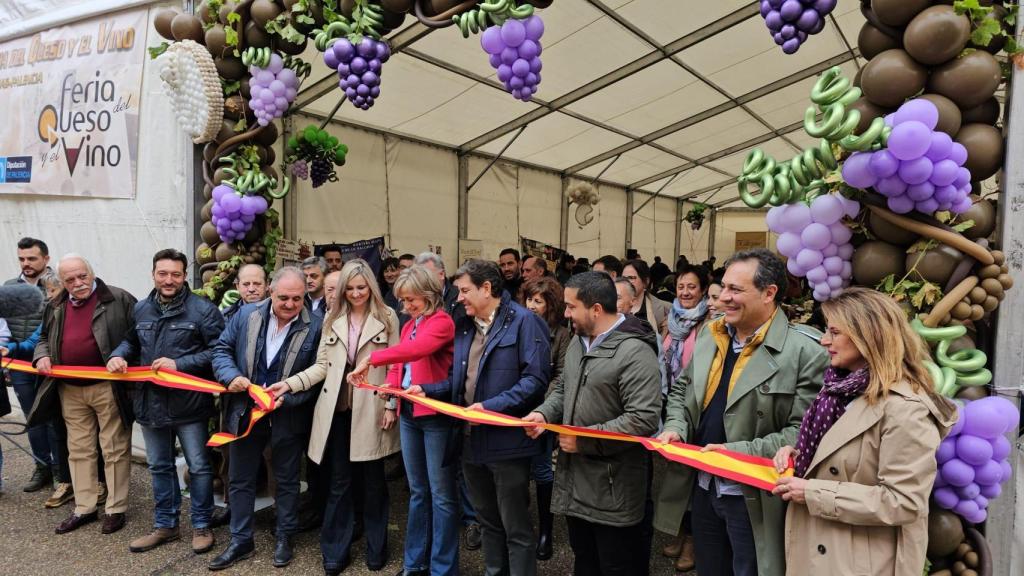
[417,259,550,576]
[207,266,322,571]
[108,249,224,555]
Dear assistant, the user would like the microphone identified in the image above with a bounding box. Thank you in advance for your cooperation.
[0,284,45,318]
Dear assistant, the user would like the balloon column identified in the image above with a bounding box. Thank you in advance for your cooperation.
[933,396,1019,524]
[842,99,973,217]
[759,0,837,54]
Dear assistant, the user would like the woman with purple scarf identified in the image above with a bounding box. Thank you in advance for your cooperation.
[770,287,957,576]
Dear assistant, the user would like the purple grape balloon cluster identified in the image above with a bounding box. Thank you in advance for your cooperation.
[933,396,1019,524]
[760,0,837,54]
[211,185,269,244]
[843,99,973,217]
[480,16,545,102]
[323,36,391,110]
[248,54,300,127]
[767,194,859,302]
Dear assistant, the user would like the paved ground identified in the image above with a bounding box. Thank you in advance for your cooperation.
[1,409,694,576]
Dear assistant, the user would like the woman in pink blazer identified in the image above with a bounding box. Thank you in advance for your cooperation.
[350,265,458,576]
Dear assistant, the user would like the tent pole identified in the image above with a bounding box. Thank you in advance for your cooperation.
[559,176,569,251]
[625,189,634,255]
[707,207,717,261]
[466,125,527,192]
[674,199,682,265]
[457,154,469,257]
[318,95,347,130]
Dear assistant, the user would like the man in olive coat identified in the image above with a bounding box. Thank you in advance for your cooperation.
[654,249,827,576]
[523,272,662,576]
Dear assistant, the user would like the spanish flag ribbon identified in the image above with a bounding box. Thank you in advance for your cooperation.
[355,383,789,492]
[2,358,273,446]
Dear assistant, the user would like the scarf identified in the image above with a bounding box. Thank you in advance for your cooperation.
[793,366,870,477]
[664,298,708,381]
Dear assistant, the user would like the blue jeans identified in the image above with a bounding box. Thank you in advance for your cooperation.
[141,421,214,530]
[529,432,554,485]
[11,372,57,469]
[691,484,758,576]
[400,408,459,576]
[458,462,477,525]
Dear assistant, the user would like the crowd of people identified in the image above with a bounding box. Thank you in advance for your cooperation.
[0,238,957,576]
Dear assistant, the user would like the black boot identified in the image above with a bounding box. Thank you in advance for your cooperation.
[24,464,53,493]
[535,482,554,561]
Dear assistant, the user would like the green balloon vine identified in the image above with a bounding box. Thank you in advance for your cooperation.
[737,66,893,209]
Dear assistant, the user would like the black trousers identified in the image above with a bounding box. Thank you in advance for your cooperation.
[320,411,355,570]
[351,458,389,567]
[227,417,304,544]
[566,516,646,576]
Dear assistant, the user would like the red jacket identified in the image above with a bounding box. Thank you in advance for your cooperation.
[370,310,454,417]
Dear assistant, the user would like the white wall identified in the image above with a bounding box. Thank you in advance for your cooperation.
[712,211,777,265]
[0,2,191,299]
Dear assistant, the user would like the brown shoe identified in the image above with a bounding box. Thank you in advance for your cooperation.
[129,527,180,552]
[96,482,108,505]
[662,536,683,558]
[45,483,75,508]
[101,512,126,534]
[675,535,695,572]
[56,511,98,534]
[192,528,215,554]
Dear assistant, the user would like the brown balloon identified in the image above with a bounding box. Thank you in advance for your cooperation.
[902,5,971,66]
[928,50,1002,109]
[154,9,179,41]
[873,0,931,27]
[205,24,229,58]
[909,243,965,286]
[170,14,205,43]
[927,508,966,559]
[959,196,996,239]
[956,123,1004,181]
[961,97,1001,126]
[860,49,929,108]
[867,210,917,245]
[858,21,901,60]
[381,0,415,12]
[852,241,906,287]
[848,97,891,136]
[918,94,962,137]
[956,386,989,401]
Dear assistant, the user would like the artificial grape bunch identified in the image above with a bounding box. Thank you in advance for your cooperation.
[211,184,269,244]
[324,37,391,110]
[760,0,837,54]
[286,125,349,188]
[480,15,545,102]
[243,48,301,126]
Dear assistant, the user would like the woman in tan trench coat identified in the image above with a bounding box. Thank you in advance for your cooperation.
[272,259,400,573]
[771,288,957,576]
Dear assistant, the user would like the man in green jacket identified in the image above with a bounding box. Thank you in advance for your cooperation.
[654,249,827,576]
[523,271,661,576]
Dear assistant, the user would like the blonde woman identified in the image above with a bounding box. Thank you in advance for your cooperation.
[269,259,400,574]
[348,265,457,576]
[771,288,957,576]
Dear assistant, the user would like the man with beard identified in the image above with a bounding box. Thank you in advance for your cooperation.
[498,248,522,300]
[108,249,224,555]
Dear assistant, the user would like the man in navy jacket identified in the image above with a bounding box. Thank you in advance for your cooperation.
[418,259,550,576]
[207,267,322,571]
[108,249,224,555]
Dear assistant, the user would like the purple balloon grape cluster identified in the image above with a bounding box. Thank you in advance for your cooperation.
[760,0,836,54]
[934,396,1020,524]
[248,54,300,127]
[211,185,269,244]
[767,194,859,302]
[480,16,544,102]
[842,99,973,217]
[323,36,391,110]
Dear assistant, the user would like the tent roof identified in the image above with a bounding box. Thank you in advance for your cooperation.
[295,0,867,209]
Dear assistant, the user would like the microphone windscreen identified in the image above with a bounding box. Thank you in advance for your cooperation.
[0,284,45,319]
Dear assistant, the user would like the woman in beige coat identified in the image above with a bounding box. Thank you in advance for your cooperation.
[270,259,400,574]
[771,288,957,576]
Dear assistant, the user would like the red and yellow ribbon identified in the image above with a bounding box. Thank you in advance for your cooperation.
[357,383,790,492]
[2,358,273,447]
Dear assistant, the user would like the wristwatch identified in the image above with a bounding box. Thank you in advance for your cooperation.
[384,399,397,411]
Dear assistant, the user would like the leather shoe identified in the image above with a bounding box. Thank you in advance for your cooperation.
[273,536,293,568]
[393,570,428,576]
[101,513,126,534]
[324,558,351,575]
[56,511,98,534]
[208,541,255,571]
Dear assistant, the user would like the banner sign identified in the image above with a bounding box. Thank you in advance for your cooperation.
[315,236,387,273]
[521,237,565,275]
[0,7,147,197]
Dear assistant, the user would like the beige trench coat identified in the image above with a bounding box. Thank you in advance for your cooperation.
[785,381,957,576]
[284,308,401,464]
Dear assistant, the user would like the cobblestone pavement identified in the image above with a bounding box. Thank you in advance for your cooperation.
[1,411,694,576]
